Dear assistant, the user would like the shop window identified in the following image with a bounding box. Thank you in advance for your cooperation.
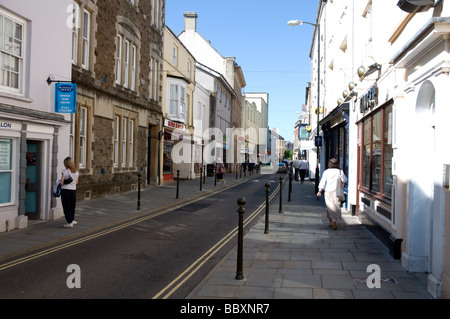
[383,105,393,196]
[359,103,393,198]
[0,139,13,205]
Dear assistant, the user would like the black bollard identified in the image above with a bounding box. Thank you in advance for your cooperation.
[137,173,142,210]
[176,170,180,199]
[214,165,217,187]
[200,167,203,191]
[265,183,270,234]
[235,197,246,280]
[279,176,283,213]
[288,171,292,202]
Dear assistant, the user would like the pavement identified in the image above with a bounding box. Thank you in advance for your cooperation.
[0,171,432,299]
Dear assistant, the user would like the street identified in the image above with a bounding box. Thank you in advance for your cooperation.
[0,174,281,299]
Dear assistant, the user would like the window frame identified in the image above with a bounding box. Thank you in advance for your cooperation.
[358,102,393,200]
[0,138,15,207]
[166,78,187,123]
[0,9,25,94]
[81,9,91,70]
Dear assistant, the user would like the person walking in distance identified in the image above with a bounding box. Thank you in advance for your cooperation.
[316,158,347,229]
[216,158,226,184]
[60,157,79,228]
[299,157,308,184]
[292,158,300,182]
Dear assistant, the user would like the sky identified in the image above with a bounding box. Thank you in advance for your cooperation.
[165,0,320,143]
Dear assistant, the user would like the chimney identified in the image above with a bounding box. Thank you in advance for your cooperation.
[184,12,198,31]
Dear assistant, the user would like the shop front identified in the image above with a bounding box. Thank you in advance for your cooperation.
[163,119,191,182]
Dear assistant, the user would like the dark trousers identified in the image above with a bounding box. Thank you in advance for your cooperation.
[61,189,76,223]
[299,169,306,182]
[294,168,299,181]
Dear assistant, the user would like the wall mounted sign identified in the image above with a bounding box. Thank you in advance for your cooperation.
[55,83,77,113]
[360,85,378,113]
[164,119,186,131]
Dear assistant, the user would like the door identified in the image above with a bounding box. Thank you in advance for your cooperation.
[25,141,41,220]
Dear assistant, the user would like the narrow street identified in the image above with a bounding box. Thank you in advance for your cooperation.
[0,174,279,299]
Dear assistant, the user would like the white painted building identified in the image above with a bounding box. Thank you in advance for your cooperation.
[0,0,72,232]
[306,0,450,298]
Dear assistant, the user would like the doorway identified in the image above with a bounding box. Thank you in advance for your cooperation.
[25,141,41,220]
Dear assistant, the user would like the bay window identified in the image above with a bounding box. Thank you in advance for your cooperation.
[167,79,187,123]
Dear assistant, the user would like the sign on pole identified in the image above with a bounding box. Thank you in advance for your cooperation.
[55,83,77,113]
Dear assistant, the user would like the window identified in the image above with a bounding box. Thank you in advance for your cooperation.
[124,40,130,88]
[116,35,122,84]
[79,106,87,168]
[172,46,178,67]
[114,114,136,169]
[116,34,138,91]
[0,139,13,205]
[70,101,91,170]
[383,105,393,196]
[82,9,90,69]
[152,0,160,28]
[167,80,187,122]
[114,116,120,167]
[0,11,24,93]
[72,3,79,64]
[359,103,393,198]
[131,45,136,91]
[129,119,134,167]
[187,61,191,79]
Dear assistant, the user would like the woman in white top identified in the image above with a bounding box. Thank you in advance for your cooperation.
[317,158,347,229]
[60,157,79,228]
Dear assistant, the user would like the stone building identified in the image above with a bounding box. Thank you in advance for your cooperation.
[71,0,164,200]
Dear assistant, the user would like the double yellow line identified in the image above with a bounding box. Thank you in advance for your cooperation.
[152,182,280,299]
[0,180,250,272]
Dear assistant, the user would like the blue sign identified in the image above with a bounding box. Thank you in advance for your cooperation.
[314,136,322,147]
[55,83,77,113]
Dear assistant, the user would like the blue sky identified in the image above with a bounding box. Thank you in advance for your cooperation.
[165,0,319,142]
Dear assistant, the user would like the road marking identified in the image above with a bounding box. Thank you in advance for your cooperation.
[152,184,280,299]
[0,179,249,272]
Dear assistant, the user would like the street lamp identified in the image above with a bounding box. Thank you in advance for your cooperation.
[287,19,321,194]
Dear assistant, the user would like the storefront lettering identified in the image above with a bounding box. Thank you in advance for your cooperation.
[360,86,378,113]
[0,122,12,128]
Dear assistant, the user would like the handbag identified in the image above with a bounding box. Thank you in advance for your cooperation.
[335,171,345,202]
[64,175,73,184]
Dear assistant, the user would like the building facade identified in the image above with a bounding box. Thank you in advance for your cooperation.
[162,25,196,181]
[0,0,72,232]
[71,0,164,199]
[307,0,450,298]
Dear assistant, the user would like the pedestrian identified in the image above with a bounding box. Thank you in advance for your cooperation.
[216,158,226,184]
[299,157,308,184]
[60,157,79,228]
[316,158,347,230]
[292,158,300,181]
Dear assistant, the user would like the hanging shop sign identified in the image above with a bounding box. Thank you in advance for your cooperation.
[360,85,378,113]
[55,83,77,113]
